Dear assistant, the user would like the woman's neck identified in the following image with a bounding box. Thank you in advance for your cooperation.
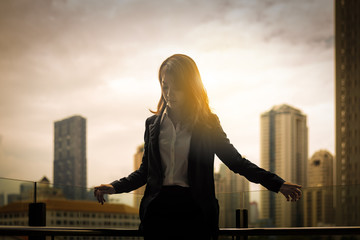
[167,107,183,126]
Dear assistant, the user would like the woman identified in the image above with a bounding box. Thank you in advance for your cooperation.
[94,54,302,240]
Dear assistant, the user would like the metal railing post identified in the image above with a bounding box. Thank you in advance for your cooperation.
[28,182,46,240]
[235,209,248,240]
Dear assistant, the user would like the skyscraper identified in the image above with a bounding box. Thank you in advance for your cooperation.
[260,104,308,227]
[308,150,334,188]
[304,150,334,226]
[335,0,360,225]
[53,115,87,200]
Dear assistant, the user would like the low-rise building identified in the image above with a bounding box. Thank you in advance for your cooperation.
[0,199,140,229]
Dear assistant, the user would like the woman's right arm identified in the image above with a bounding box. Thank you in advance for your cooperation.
[94,118,151,204]
[110,158,148,193]
[94,184,116,204]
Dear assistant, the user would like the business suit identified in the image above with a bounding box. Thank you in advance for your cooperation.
[111,112,285,238]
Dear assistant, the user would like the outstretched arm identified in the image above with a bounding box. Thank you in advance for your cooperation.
[94,117,152,204]
[211,114,285,192]
[279,182,302,202]
[211,114,303,201]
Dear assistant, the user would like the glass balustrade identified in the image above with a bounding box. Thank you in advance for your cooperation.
[0,177,359,240]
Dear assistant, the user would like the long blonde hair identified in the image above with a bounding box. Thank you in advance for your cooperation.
[151,54,212,127]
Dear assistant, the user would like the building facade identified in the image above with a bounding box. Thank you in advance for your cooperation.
[53,115,87,200]
[260,104,308,227]
[0,199,140,240]
[216,163,249,228]
[335,0,360,226]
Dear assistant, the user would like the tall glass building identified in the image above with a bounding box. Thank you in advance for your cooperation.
[335,0,360,225]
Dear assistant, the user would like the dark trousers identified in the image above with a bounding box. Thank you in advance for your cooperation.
[142,186,211,240]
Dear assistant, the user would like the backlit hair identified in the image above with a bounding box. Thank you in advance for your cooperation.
[151,54,212,126]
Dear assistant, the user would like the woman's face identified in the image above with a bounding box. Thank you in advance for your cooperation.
[161,74,186,111]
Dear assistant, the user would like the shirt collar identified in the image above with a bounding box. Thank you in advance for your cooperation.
[160,106,191,131]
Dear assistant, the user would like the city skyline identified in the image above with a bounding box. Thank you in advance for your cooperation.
[0,0,334,188]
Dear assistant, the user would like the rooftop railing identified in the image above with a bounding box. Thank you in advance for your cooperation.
[1,177,360,239]
[0,225,360,239]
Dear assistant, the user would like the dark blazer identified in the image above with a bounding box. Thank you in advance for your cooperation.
[111,113,285,236]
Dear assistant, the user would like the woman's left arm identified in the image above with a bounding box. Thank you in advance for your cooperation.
[211,114,293,194]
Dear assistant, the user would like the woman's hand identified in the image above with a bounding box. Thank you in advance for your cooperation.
[279,182,302,202]
[94,184,116,205]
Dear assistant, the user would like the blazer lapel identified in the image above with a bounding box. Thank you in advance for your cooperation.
[148,113,163,176]
[149,107,165,139]
[149,120,160,143]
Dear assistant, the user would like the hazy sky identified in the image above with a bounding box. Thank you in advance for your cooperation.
[0,0,334,189]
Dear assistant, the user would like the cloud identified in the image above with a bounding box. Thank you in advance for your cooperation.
[0,0,334,188]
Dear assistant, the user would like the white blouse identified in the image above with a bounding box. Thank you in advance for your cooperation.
[159,109,192,187]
